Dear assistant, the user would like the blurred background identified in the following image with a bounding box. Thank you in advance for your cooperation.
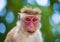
[0,0,60,42]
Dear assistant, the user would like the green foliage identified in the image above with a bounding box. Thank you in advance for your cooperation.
[0,0,60,42]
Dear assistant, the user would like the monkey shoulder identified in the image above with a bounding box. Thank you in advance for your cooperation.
[7,26,17,36]
[4,26,18,42]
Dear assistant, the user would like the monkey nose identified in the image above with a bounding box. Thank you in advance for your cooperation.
[30,25,34,28]
[30,26,33,28]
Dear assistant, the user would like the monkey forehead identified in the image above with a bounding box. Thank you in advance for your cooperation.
[24,15,39,18]
[18,13,41,19]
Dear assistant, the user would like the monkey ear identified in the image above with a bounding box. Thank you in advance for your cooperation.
[18,13,26,20]
[18,13,21,20]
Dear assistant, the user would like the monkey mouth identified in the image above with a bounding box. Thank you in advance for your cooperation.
[27,31,35,33]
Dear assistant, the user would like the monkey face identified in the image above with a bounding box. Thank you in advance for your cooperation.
[23,15,39,33]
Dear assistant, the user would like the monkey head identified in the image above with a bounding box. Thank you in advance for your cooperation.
[18,7,41,33]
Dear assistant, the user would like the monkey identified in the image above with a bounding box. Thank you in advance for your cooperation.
[4,7,43,42]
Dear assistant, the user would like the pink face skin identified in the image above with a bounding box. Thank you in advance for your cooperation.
[23,15,39,33]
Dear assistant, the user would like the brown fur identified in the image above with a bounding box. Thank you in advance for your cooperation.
[20,7,41,15]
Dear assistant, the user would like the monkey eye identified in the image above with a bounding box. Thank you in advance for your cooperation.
[25,18,31,21]
[33,18,37,22]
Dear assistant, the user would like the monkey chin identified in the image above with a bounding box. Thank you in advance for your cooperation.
[27,31,36,34]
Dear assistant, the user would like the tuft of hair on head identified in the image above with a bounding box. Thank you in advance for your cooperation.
[20,6,41,15]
